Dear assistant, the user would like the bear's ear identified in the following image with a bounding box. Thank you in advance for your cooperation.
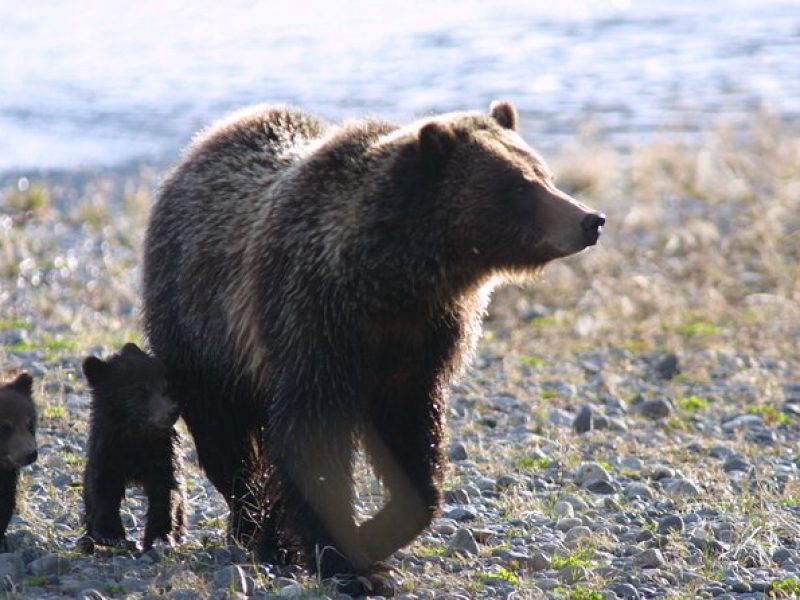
[418,121,456,169]
[7,372,33,396]
[82,356,109,386]
[490,100,518,131]
[120,342,146,357]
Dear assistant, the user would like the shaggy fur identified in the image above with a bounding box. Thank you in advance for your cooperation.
[80,343,185,551]
[143,100,603,592]
[0,373,37,551]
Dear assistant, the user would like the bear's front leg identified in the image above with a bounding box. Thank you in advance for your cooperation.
[0,469,18,552]
[263,411,371,592]
[142,457,185,550]
[84,469,127,547]
[359,385,444,564]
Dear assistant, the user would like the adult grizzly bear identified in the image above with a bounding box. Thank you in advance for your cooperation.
[143,101,604,592]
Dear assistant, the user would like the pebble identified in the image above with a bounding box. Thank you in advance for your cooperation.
[625,482,655,500]
[448,442,468,461]
[559,564,587,584]
[634,548,666,568]
[657,514,684,534]
[553,500,574,518]
[573,405,594,433]
[28,554,67,576]
[444,507,477,521]
[635,398,673,419]
[575,462,611,486]
[722,454,751,472]
[611,583,641,599]
[213,565,248,593]
[653,353,681,380]
[446,528,478,557]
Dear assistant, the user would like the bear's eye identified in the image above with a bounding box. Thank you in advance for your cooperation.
[511,178,535,196]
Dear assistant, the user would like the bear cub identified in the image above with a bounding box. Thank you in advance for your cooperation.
[0,372,38,552]
[80,343,185,552]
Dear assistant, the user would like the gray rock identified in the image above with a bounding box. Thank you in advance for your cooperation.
[574,462,611,486]
[76,590,107,600]
[443,488,470,504]
[585,480,616,495]
[625,482,655,500]
[475,477,497,492]
[446,528,478,557]
[29,553,67,576]
[773,547,793,564]
[0,554,23,584]
[432,518,458,536]
[611,583,641,599]
[214,565,247,593]
[653,353,680,380]
[559,564,587,584]
[634,548,666,568]
[444,507,477,522]
[553,500,574,518]
[527,551,551,571]
[564,525,592,544]
[664,478,700,497]
[635,398,673,419]
[448,442,468,461]
[657,515,684,535]
[722,454,751,472]
[573,405,594,433]
[556,517,583,532]
[722,414,763,431]
[549,408,575,427]
[496,474,520,489]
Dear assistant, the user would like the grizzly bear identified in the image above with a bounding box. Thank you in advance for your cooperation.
[0,372,38,552]
[143,100,604,593]
[80,343,185,552]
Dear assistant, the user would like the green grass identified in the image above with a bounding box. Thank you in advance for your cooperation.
[555,585,603,600]
[105,583,126,596]
[519,354,546,368]
[4,335,78,354]
[677,395,711,412]
[516,456,552,470]
[0,318,33,330]
[771,576,800,597]
[479,566,519,587]
[24,576,47,587]
[551,547,596,569]
[43,405,69,421]
[416,544,447,558]
[747,404,792,426]
[672,318,723,337]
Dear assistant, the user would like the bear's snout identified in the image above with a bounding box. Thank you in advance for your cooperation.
[581,213,606,246]
[22,449,38,466]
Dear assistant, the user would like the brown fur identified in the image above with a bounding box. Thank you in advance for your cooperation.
[0,373,38,551]
[143,100,603,593]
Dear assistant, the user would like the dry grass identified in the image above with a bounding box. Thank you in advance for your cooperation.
[0,115,799,596]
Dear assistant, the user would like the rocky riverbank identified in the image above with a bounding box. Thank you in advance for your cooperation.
[1,118,799,598]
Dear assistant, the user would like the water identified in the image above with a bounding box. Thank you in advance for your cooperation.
[2,0,799,173]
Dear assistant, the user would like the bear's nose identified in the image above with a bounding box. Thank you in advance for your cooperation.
[23,450,38,465]
[581,213,606,233]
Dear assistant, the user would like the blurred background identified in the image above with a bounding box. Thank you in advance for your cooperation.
[2,0,799,174]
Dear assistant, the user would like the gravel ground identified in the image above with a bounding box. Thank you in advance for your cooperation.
[1,119,799,599]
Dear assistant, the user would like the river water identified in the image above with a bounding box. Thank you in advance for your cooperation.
[1,0,799,173]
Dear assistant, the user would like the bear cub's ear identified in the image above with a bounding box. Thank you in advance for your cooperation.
[7,372,33,396]
[490,100,518,131]
[120,342,146,357]
[82,356,109,386]
[418,121,456,168]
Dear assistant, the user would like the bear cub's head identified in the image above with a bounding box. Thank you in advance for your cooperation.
[83,343,178,432]
[0,373,38,470]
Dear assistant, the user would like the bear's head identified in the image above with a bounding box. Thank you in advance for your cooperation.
[391,100,604,278]
[0,373,38,470]
[83,343,178,431]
